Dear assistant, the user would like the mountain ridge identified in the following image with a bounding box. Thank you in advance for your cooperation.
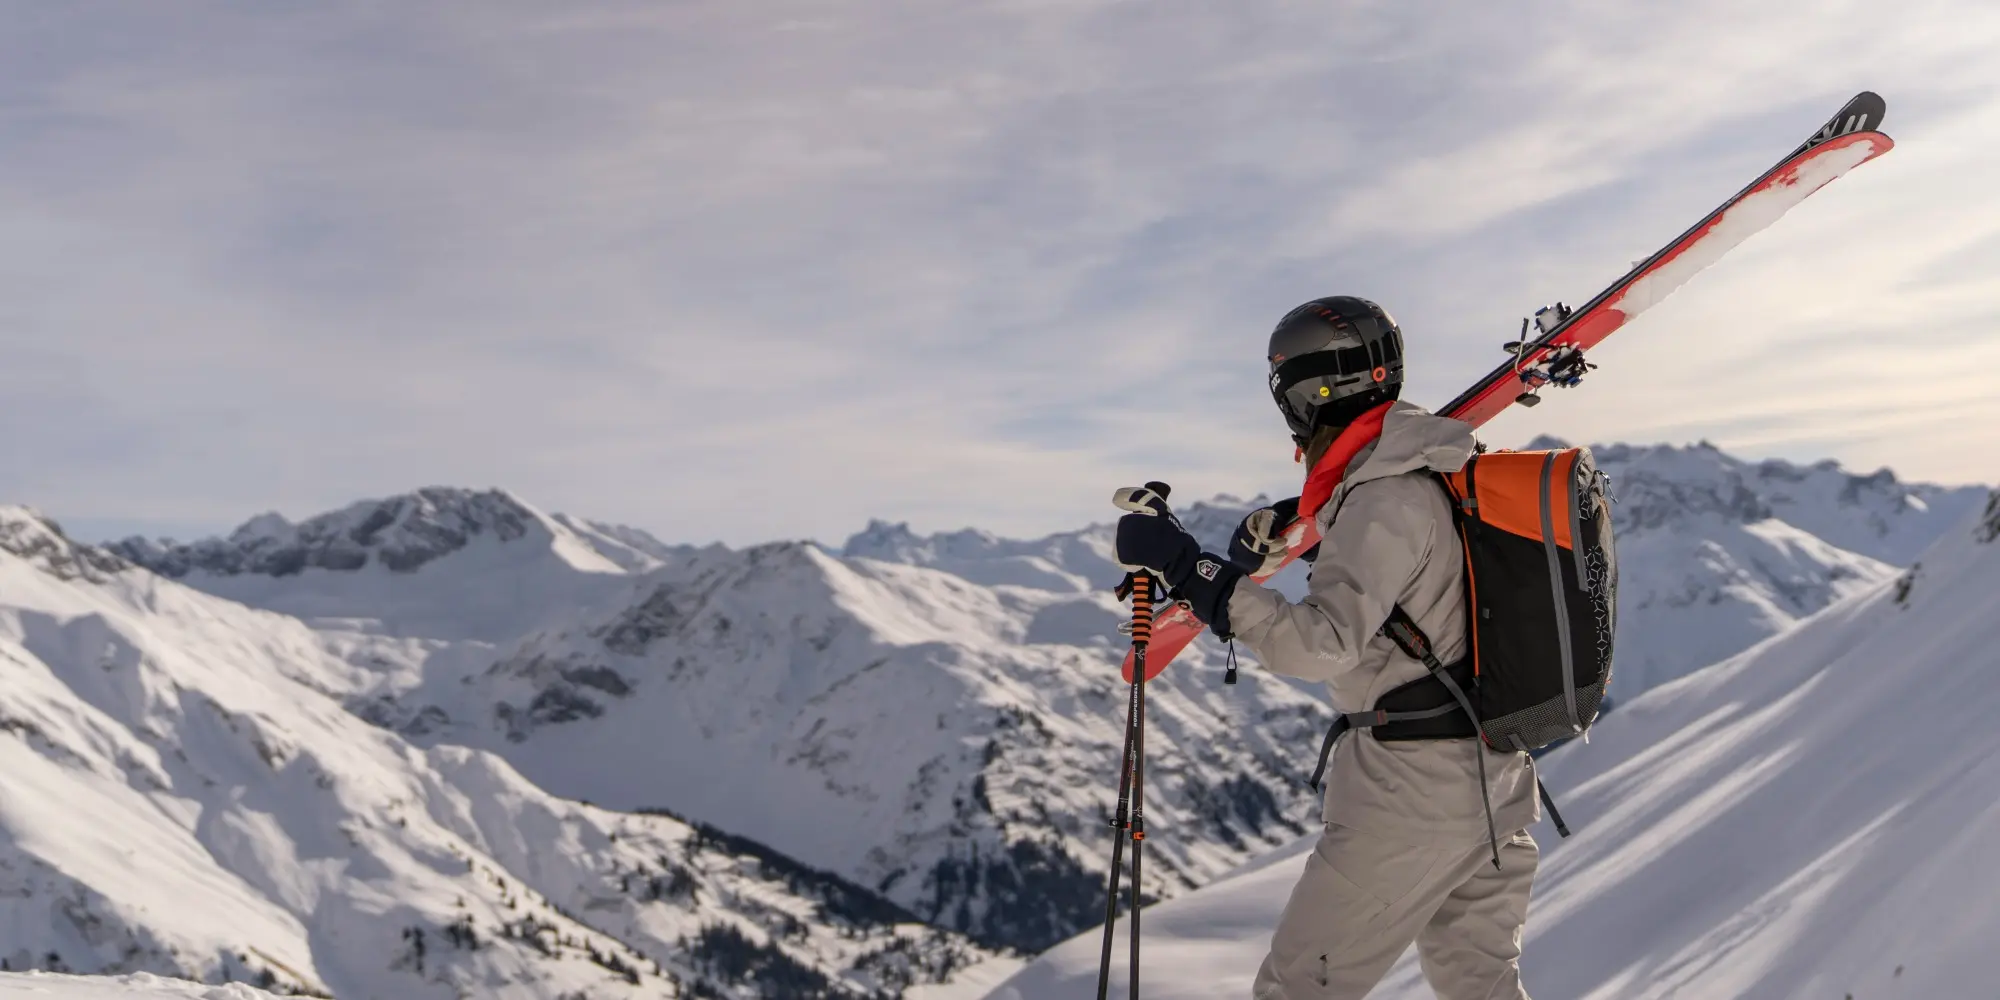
[404,538,1330,951]
[0,507,993,998]
[25,441,1990,966]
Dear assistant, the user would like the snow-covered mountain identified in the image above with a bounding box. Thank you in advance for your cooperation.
[104,488,663,643]
[386,540,1330,952]
[1577,440,1983,697]
[89,446,1981,962]
[94,491,1332,955]
[848,443,1981,701]
[984,487,2000,999]
[0,507,989,998]
[839,496,1269,596]
[549,513,713,575]
[0,972,285,998]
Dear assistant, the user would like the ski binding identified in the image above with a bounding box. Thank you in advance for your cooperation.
[1503,303,1594,406]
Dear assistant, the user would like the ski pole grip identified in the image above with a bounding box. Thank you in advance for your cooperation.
[1129,573,1154,644]
[1113,481,1175,516]
[1114,480,1172,640]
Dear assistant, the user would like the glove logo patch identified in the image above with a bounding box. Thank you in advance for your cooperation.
[1195,558,1221,581]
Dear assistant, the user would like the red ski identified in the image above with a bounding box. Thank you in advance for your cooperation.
[1127,93,1895,681]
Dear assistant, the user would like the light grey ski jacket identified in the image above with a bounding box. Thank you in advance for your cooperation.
[1228,401,1539,844]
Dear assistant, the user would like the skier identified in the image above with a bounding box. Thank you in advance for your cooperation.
[1113,296,1540,999]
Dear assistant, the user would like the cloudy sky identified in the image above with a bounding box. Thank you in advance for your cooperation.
[3,1,1996,547]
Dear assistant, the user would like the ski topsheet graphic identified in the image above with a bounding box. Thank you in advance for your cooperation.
[1126,92,1895,682]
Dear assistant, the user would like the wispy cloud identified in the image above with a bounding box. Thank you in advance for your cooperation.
[2,0,1995,546]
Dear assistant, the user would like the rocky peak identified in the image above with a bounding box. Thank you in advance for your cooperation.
[591,542,827,658]
[0,506,128,583]
[109,487,548,579]
[1604,454,1775,530]
[1545,443,1980,561]
[839,519,929,562]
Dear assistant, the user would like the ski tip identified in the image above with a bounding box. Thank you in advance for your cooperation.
[1854,90,1887,127]
[1835,91,1887,133]
[1795,91,1890,160]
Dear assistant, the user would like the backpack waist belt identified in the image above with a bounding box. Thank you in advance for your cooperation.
[1307,654,1477,791]
[1308,604,1509,867]
[1304,607,1573,853]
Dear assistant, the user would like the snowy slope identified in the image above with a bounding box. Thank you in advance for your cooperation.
[0,507,991,999]
[94,490,1331,953]
[1397,484,2000,999]
[1579,440,1982,697]
[0,972,281,998]
[106,488,642,643]
[548,513,713,574]
[102,493,727,746]
[840,495,1277,595]
[986,489,2000,999]
[380,539,1331,953]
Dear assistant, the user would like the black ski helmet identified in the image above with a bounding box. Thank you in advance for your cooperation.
[1266,296,1404,449]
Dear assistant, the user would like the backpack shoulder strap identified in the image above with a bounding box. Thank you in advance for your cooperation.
[1380,603,1448,674]
[1432,453,1481,524]
[1380,601,1502,869]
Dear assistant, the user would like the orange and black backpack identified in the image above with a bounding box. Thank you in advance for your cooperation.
[1308,446,1618,855]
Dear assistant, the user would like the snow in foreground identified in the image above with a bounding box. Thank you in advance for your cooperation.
[0,507,986,998]
[0,972,278,998]
[989,491,2000,999]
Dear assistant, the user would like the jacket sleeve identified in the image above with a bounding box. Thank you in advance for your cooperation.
[1223,481,1435,684]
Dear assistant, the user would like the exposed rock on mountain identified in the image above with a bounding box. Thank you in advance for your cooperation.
[0,508,991,998]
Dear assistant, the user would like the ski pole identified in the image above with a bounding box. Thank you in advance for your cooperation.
[1095,611,1141,1000]
[1128,566,1149,1000]
[1097,481,1168,1000]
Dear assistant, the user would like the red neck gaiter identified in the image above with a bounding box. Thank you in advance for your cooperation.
[1297,401,1395,521]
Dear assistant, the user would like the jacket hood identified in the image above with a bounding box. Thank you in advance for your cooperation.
[1320,401,1476,522]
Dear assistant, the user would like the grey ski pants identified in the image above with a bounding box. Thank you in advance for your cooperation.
[1251,823,1536,1000]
